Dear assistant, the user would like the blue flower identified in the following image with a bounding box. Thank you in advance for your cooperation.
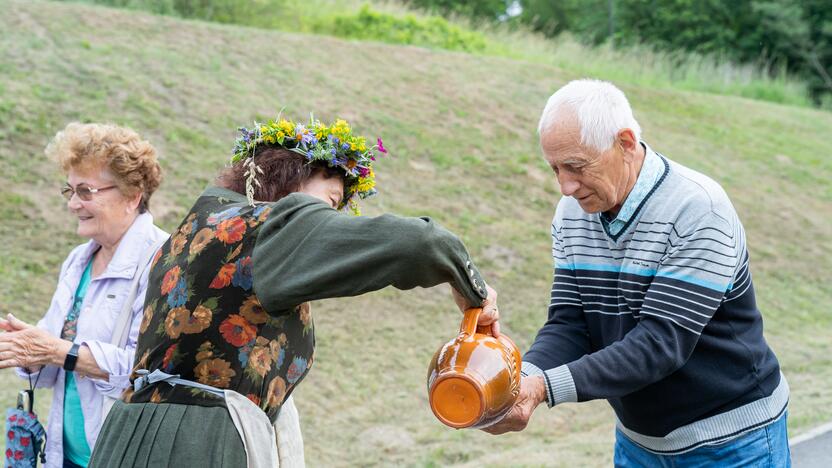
[167,277,188,308]
[238,339,255,367]
[306,150,314,159]
[286,356,308,384]
[341,143,349,151]
[252,204,268,217]
[232,256,253,290]
[207,206,241,225]
[276,347,285,368]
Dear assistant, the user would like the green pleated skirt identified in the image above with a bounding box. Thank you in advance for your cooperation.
[89,401,247,468]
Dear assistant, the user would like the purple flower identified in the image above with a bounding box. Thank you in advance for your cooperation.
[341,143,349,151]
[301,133,317,148]
[377,138,387,153]
[306,150,314,159]
[358,167,370,177]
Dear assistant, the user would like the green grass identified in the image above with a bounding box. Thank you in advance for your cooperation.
[71,0,816,109]
[1,1,831,465]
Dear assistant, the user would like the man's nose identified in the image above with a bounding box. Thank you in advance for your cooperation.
[557,173,580,196]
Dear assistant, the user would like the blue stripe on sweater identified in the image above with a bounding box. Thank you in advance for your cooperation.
[557,262,732,292]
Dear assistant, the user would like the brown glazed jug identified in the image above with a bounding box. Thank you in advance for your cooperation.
[427,307,522,429]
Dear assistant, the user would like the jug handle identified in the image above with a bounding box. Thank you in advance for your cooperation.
[460,308,492,337]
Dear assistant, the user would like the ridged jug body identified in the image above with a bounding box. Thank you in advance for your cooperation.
[427,308,522,429]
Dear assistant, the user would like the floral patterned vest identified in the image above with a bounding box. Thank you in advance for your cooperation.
[127,191,314,422]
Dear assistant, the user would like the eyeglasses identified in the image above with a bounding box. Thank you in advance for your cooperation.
[60,183,118,201]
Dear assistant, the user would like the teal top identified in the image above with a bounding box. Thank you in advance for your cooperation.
[600,143,664,237]
[63,260,93,466]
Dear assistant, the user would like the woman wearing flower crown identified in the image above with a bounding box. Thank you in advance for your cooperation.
[88,116,498,467]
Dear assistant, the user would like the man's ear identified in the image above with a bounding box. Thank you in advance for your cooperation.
[616,128,639,158]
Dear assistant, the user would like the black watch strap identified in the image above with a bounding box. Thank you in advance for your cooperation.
[63,343,80,372]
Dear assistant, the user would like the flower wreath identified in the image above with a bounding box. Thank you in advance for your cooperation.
[231,115,387,214]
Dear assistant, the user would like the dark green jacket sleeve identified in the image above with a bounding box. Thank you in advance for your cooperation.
[252,193,488,312]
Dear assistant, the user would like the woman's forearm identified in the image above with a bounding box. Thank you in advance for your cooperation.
[48,338,109,380]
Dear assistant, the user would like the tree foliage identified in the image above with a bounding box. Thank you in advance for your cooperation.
[403,0,509,21]
[513,0,832,105]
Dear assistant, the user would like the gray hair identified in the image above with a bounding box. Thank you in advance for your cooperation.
[537,79,642,152]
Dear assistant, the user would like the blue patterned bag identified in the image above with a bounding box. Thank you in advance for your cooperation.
[5,387,46,468]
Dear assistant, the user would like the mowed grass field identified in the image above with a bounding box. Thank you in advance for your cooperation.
[1,1,831,465]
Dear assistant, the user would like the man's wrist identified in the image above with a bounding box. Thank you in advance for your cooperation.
[531,375,548,407]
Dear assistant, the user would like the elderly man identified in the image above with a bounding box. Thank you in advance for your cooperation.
[487,79,790,466]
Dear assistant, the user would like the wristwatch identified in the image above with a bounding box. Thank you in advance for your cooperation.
[63,343,80,372]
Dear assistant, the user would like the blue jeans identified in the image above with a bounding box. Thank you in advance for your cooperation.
[614,413,791,467]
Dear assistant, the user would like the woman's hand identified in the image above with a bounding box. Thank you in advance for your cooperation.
[0,314,108,379]
[0,314,70,371]
[452,284,500,337]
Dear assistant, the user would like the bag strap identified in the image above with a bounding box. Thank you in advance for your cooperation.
[110,237,167,348]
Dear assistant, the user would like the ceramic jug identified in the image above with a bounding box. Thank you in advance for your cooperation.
[427,307,522,429]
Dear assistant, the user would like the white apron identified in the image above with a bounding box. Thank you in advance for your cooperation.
[134,370,305,467]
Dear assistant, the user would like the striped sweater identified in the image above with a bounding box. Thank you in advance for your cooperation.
[522,149,788,454]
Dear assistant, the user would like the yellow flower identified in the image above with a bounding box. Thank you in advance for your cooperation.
[240,295,268,325]
[266,376,287,407]
[190,228,214,256]
[165,307,190,339]
[194,358,236,388]
[196,341,214,362]
[169,232,187,257]
[248,345,272,378]
[139,304,154,333]
[269,339,282,361]
[182,304,212,334]
[277,119,293,135]
[350,178,375,194]
[299,302,312,326]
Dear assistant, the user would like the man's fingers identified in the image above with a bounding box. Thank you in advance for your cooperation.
[482,425,509,435]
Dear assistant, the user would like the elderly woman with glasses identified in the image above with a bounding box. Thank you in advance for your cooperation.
[0,122,167,468]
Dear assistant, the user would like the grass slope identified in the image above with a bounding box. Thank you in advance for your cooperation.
[1,1,830,465]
